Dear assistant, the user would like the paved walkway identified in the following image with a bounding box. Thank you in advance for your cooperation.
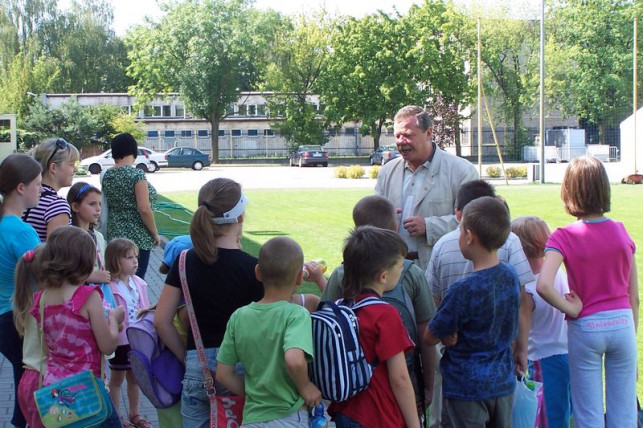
[0,244,167,428]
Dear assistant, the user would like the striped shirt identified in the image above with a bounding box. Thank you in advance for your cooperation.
[427,229,534,300]
[22,184,71,242]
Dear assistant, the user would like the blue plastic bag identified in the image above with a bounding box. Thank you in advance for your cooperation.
[512,377,543,428]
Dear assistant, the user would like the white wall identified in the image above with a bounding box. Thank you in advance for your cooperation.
[619,106,643,175]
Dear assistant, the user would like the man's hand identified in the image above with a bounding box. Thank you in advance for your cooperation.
[403,216,426,237]
[300,382,322,408]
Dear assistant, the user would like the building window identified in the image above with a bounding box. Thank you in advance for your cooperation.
[180,130,192,138]
[248,105,256,116]
[144,106,154,117]
[197,129,209,137]
[237,105,247,116]
[247,129,258,137]
[164,130,175,138]
[319,103,326,112]
[147,130,159,137]
[328,128,338,136]
[120,106,131,115]
[226,105,235,116]
[232,129,242,137]
[163,105,172,117]
[257,104,266,116]
[176,105,185,118]
[153,106,162,117]
[344,127,356,135]
[263,129,274,137]
[218,130,225,137]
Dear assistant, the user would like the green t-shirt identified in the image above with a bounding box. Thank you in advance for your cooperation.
[217,301,313,424]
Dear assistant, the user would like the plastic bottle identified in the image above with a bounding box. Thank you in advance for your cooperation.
[303,259,327,281]
[310,403,328,428]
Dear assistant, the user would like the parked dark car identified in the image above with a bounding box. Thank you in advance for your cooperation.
[289,145,329,167]
[369,145,400,165]
[164,147,211,170]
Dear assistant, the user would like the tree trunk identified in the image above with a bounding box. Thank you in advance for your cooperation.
[210,113,220,164]
[454,113,461,158]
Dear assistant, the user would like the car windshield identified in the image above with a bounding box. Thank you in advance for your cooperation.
[301,146,323,151]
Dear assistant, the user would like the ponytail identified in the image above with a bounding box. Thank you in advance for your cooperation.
[13,246,44,336]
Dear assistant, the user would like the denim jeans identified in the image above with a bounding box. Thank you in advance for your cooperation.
[0,311,26,427]
[181,348,243,428]
[136,249,151,280]
[540,353,571,428]
[567,309,637,428]
[333,413,365,428]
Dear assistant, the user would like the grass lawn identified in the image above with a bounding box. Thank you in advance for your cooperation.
[156,183,643,396]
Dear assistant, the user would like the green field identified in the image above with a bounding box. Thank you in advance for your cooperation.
[156,183,643,395]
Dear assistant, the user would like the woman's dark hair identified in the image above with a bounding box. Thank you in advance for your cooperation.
[111,132,139,160]
[0,154,42,220]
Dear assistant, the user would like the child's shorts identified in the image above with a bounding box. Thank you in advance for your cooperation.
[108,344,132,370]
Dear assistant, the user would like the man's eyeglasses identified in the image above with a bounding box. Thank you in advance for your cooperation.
[46,138,69,168]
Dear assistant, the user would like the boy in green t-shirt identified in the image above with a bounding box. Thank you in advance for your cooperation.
[216,237,322,425]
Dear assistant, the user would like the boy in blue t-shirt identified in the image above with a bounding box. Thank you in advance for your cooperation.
[424,196,520,427]
[216,237,321,425]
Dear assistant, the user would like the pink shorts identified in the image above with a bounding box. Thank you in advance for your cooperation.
[19,368,45,428]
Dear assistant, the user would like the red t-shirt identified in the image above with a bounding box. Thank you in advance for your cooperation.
[329,291,415,428]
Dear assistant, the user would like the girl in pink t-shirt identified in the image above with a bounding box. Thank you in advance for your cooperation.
[536,156,638,427]
[17,226,124,427]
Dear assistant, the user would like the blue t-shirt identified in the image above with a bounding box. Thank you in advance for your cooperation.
[0,215,40,315]
[429,262,520,401]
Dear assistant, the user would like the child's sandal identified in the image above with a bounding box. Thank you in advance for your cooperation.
[120,417,136,428]
[129,414,152,428]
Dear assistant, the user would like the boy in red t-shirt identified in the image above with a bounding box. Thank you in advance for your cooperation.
[329,226,420,428]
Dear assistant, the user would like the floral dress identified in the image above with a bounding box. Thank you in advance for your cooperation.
[102,166,158,251]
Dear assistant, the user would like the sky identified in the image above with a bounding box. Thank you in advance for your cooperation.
[103,0,543,36]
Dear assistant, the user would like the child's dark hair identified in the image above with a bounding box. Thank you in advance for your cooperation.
[456,180,495,212]
[342,225,407,299]
[511,216,551,259]
[105,238,139,277]
[39,226,96,287]
[258,237,303,286]
[0,154,42,221]
[67,182,101,228]
[461,196,510,252]
[561,156,610,217]
[352,195,397,231]
[191,178,245,264]
[13,244,45,336]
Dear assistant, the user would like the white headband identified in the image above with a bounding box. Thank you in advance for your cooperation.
[212,194,248,224]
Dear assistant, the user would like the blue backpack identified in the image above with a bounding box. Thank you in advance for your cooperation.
[126,310,185,409]
[309,297,386,402]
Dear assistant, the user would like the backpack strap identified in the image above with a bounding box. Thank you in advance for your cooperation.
[178,250,218,424]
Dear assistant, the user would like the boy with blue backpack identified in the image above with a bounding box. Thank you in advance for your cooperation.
[216,237,322,426]
[321,195,436,419]
[327,226,419,428]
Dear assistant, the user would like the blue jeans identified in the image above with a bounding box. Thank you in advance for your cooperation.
[568,309,637,427]
[540,353,571,428]
[181,348,243,428]
[0,311,26,427]
[333,413,365,428]
[136,249,151,280]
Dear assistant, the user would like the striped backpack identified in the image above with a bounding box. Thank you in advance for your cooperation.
[309,297,386,402]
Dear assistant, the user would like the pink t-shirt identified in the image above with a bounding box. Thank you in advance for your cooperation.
[546,219,635,319]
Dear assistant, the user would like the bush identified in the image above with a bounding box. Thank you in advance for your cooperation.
[334,166,348,178]
[506,166,527,178]
[346,165,365,179]
[486,166,502,178]
[369,165,380,179]
[75,167,88,176]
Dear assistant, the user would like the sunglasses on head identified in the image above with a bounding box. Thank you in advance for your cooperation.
[46,138,69,168]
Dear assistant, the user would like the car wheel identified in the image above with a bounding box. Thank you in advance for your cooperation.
[192,161,204,171]
[136,163,148,172]
[298,158,303,167]
[88,164,101,175]
[370,157,375,165]
[148,162,158,173]
[322,163,328,167]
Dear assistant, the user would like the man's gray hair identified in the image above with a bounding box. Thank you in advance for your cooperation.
[394,105,432,132]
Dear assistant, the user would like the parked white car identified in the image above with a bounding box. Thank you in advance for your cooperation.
[139,147,168,170]
[80,149,154,174]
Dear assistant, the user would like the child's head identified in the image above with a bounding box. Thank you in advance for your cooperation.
[13,244,45,336]
[455,179,496,215]
[40,226,96,287]
[105,238,139,277]
[191,178,247,264]
[511,216,551,260]
[342,225,408,299]
[256,237,304,289]
[0,153,42,217]
[460,196,510,253]
[352,195,397,231]
[67,182,102,228]
[561,156,610,217]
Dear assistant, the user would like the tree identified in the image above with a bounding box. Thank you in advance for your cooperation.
[547,0,637,144]
[317,12,424,149]
[263,11,334,152]
[126,0,282,162]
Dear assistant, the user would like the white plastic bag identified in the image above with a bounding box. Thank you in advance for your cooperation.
[512,377,542,428]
